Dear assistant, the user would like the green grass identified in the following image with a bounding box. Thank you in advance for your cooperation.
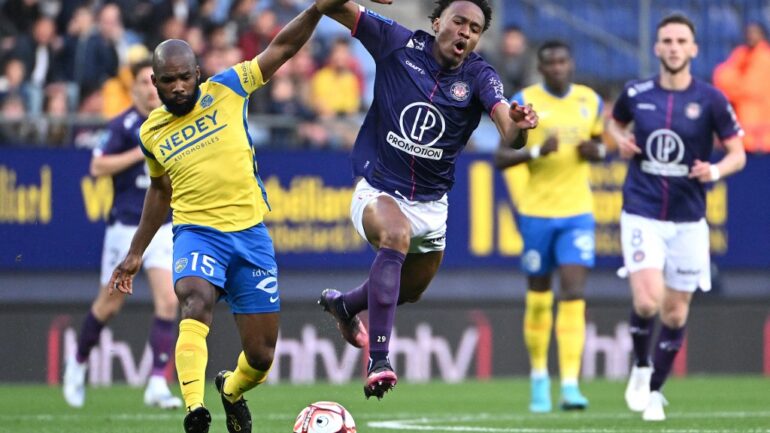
[1,376,769,432]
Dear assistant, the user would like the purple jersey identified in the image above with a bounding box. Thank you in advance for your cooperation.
[94,107,166,225]
[612,76,743,222]
[350,8,508,201]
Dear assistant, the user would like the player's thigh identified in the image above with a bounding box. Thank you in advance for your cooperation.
[223,223,281,315]
[664,219,711,292]
[399,194,448,254]
[518,215,557,276]
[553,213,595,269]
[350,178,409,248]
[145,267,177,319]
[234,312,280,369]
[143,223,176,317]
[399,251,443,303]
[99,223,134,287]
[620,211,667,274]
[172,225,229,291]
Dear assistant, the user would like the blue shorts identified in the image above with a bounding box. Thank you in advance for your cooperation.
[518,213,595,275]
[172,223,279,314]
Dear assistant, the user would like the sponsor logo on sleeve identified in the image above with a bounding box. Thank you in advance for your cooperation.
[365,9,393,25]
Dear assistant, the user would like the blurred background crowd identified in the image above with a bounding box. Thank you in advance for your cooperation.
[0,0,769,153]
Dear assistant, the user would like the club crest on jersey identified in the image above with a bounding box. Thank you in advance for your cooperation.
[174,258,188,273]
[450,81,470,101]
[200,94,214,108]
[685,102,701,120]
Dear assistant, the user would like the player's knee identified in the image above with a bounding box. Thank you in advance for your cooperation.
[243,348,274,372]
[661,307,689,328]
[633,298,658,318]
[378,226,410,251]
[560,286,584,301]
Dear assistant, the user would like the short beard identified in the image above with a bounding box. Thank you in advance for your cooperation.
[160,84,199,116]
[660,57,690,75]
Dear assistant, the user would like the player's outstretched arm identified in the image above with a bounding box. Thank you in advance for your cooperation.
[493,101,538,149]
[494,134,557,170]
[89,147,145,177]
[315,0,392,30]
[109,174,172,295]
[256,5,323,81]
[607,118,640,159]
[689,136,746,183]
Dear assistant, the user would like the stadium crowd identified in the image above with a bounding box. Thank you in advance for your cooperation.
[0,0,768,153]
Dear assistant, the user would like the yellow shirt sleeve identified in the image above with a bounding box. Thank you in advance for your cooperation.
[235,59,266,95]
[590,89,605,137]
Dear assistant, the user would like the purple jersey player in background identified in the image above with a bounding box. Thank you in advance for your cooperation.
[63,60,181,410]
[607,14,745,422]
[315,0,538,399]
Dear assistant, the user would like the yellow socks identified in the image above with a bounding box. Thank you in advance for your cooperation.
[523,290,554,374]
[223,352,270,403]
[176,319,209,411]
[556,299,586,383]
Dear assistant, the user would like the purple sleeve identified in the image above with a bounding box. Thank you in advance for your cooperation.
[475,66,508,115]
[612,85,634,124]
[99,119,128,156]
[710,88,744,140]
[352,7,412,61]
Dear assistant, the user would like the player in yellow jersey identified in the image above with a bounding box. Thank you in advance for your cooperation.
[494,40,606,413]
[108,6,323,433]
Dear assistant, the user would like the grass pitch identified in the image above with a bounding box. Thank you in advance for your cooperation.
[0,376,768,432]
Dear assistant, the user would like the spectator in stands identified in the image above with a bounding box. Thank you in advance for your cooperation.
[11,16,62,114]
[0,58,26,104]
[238,9,280,61]
[101,44,151,118]
[310,37,361,117]
[186,25,208,57]
[0,0,41,36]
[310,37,362,149]
[492,25,536,95]
[268,73,328,148]
[59,5,119,100]
[0,94,34,145]
[98,4,132,65]
[37,84,70,146]
[267,0,305,26]
[713,21,770,153]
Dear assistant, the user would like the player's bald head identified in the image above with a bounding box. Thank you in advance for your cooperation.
[153,39,196,73]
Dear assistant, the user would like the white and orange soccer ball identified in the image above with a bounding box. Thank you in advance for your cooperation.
[293,401,356,433]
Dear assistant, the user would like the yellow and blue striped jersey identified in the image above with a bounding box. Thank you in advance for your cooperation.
[139,60,269,232]
[511,83,604,217]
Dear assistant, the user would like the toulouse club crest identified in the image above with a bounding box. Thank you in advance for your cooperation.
[450,81,470,101]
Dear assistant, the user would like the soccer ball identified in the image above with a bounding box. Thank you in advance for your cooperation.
[293,401,356,433]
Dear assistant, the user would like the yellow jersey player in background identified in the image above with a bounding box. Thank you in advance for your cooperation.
[494,40,606,413]
[108,5,323,433]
